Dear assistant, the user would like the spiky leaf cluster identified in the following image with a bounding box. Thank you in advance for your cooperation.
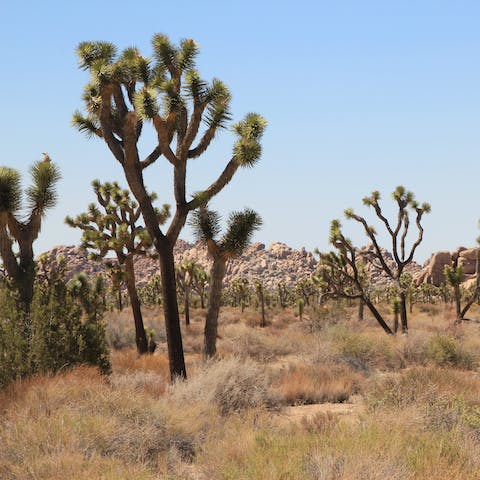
[0,167,21,213]
[189,207,262,259]
[233,113,267,167]
[27,161,61,212]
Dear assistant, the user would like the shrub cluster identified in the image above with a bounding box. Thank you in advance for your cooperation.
[0,272,110,388]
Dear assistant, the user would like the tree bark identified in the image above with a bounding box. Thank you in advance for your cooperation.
[363,297,394,335]
[125,255,148,354]
[399,291,408,333]
[258,285,266,327]
[358,298,364,321]
[158,245,187,379]
[204,258,226,359]
[184,285,190,326]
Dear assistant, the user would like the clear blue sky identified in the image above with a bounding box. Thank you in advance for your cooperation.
[1,0,479,262]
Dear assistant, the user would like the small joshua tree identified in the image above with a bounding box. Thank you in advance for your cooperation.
[444,258,480,323]
[317,220,394,335]
[227,277,251,310]
[0,155,60,310]
[73,34,266,378]
[254,279,267,327]
[190,207,262,358]
[176,259,201,326]
[66,180,169,354]
[344,186,430,333]
[191,264,209,309]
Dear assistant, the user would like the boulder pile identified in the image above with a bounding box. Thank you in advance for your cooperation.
[39,241,479,290]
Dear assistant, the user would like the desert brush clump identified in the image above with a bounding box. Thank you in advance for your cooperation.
[167,356,280,416]
[0,256,110,387]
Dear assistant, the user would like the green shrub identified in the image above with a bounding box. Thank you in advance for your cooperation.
[0,287,30,387]
[30,274,110,375]
[426,335,476,369]
[0,271,110,388]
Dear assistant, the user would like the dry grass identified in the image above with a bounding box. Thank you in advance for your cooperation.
[273,363,364,405]
[167,356,280,416]
[3,302,480,479]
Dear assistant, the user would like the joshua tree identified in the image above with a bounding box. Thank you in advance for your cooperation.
[344,186,430,333]
[0,156,60,310]
[73,34,266,378]
[277,282,291,309]
[227,277,251,310]
[176,259,202,326]
[317,220,394,335]
[254,279,267,328]
[190,207,262,358]
[294,277,317,307]
[444,259,480,323]
[66,180,169,354]
[191,265,209,309]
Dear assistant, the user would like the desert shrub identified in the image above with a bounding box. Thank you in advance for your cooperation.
[0,272,110,387]
[400,331,429,366]
[30,275,110,375]
[426,334,476,369]
[222,323,296,361]
[308,300,350,331]
[0,288,30,387]
[327,325,397,371]
[368,367,480,411]
[304,450,411,480]
[424,394,480,434]
[273,363,364,405]
[167,357,280,415]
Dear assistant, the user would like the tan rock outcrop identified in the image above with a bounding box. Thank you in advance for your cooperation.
[416,250,451,286]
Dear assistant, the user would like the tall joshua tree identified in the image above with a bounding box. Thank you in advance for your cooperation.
[73,35,266,378]
[190,207,262,358]
[344,186,430,333]
[0,155,60,310]
[66,180,169,354]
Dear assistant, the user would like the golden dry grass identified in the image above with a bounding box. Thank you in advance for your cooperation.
[3,302,480,479]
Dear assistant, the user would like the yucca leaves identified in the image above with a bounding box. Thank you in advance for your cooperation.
[77,41,117,70]
[189,208,222,243]
[26,160,61,213]
[0,167,21,213]
[190,207,262,258]
[221,208,262,256]
[233,113,267,167]
[133,88,160,119]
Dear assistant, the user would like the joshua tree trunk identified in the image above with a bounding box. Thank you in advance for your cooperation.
[158,245,187,378]
[204,257,226,359]
[123,166,187,379]
[393,310,399,333]
[358,298,364,321]
[184,285,190,326]
[364,297,394,335]
[399,292,408,333]
[453,284,462,321]
[125,255,148,354]
[258,285,266,327]
[117,288,123,311]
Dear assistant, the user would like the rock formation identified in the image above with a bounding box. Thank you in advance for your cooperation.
[40,241,478,291]
[416,247,480,286]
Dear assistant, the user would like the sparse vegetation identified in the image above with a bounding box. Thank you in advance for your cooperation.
[2,26,480,480]
[2,304,480,479]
